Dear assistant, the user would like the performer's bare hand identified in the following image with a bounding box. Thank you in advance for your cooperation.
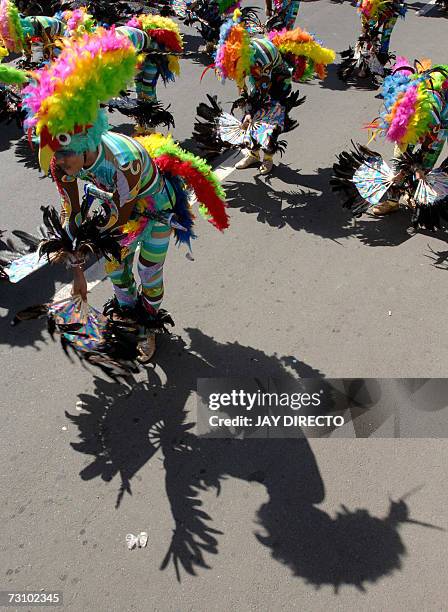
[242,114,252,129]
[72,265,88,301]
[415,168,426,181]
[392,170,405,184]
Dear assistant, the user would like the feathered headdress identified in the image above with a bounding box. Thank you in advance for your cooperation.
[136,133,229,232]
[357,0,406,22]
[374,58,448,148]
[215,9,253,88]
[127,14,183,53]
[267,27,336,81]
[126,14,183,78]
[0,0,26,53]
[60,7,95,37]
[22,27,138,172]
[357,0,386,22]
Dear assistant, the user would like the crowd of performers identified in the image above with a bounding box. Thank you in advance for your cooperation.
[0,0,448,375]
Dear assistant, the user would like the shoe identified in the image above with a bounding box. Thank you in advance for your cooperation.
[137,334,156,363]
[134,124,155,136]
[259,158,274,175]
[103,297,137,325]
[235,151,260,170]
[370,200,400,216]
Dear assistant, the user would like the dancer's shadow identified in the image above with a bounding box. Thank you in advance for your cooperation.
[0,258,72,349]
[14,137,42,172]
[66,329,441,586]
[231,163,419,247]
[181,32,203,55]
[0,121,23,153]
[408,2,447,16]
[225,166,354,241]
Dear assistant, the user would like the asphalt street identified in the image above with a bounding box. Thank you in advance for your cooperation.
[0,1,447,610]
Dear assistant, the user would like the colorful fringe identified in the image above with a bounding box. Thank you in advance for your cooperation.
[22,27,137,137]
[0,0,24,53]
[215,9,253,88]
[136,133,229,231]
[267,28,335,80]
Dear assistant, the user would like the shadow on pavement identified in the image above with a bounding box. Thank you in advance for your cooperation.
[14,137,42,172]
[226,164,414,246]
[0,121,23,153]
[0,261,72,349]
[65,329,439,588]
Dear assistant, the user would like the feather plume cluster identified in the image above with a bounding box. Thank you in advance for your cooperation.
[136,133,229,231]
[0,0,24,53]
[379,58,448,147]
[215,9,253,88]
[267,27,335,81]
[22,27,138,137]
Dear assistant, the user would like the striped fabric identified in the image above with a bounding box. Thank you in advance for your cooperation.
[273,1,300,30]
[31,16,65,36]
[115,26,149,53]
[251,38,283,71]
[78,132,165,206]
[106,221,172,312]
[136,60,159,101]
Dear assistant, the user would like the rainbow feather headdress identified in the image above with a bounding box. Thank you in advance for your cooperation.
[0,0,26,53]
[357,0,386,22]
[267,27,336,81]
[374,58,448,148]
[215,10,335,86]
[126,14,183,53]
[215,9,253,88]
[22,27,138,172]
[126,14,183,77]
[136,133,229,232]
[61,7,95,37]
[357,0,406,23]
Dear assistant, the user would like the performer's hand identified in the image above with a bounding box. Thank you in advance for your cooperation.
[392,170,405,184]
[72,265,88,301]
[415,168,426,181]
[242,114,252,129]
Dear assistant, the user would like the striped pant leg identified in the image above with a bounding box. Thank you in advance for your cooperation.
[137,222,172,316]
[380,16,398,53]
[105,245,139,308]
[135,62,159,101]
[285,1,300,29]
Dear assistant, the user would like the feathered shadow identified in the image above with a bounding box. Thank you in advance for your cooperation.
[226,164,413,246]
[14,137,42,172]
[65,329,442,587]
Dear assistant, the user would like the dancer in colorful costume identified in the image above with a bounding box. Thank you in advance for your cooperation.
[265,0,300,30]
[0,0,64,63]
[339,0,406,84]
[331,59,448,229]
[113,15,183,133]
[194,10,335,174]
[21,28,229,362]
[173,0,241,54]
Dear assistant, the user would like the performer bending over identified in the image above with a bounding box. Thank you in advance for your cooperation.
[22,28,229,361]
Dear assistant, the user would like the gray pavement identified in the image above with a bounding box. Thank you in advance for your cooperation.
[0,1,447,610]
